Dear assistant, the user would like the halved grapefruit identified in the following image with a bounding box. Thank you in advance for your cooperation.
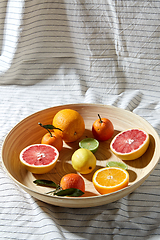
[110,128,150,160]
[19,144,59,174]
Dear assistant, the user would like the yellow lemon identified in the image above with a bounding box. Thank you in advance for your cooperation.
[71,148,96,174]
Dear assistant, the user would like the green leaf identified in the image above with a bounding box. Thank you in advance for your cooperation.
[54,188,84,197]
[33,179,59,188]
[38,122,62,131]
[34,179,84,197]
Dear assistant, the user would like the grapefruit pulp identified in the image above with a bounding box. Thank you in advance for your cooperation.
[110,128,150,160]
[19,144,59,174]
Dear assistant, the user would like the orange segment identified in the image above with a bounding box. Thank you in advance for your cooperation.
[92,167,129,195]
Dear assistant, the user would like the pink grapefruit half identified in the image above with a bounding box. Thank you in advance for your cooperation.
[110,129,150,160]
[19,144,59,174]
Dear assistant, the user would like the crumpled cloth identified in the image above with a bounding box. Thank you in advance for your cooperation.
[0,0,160,239]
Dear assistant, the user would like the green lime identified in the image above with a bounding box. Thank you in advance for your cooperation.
[106,161,128,170]
[79,138,99,153]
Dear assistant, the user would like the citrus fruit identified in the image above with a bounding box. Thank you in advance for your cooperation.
[110,128,150,160]
[39,122,63,152]
[106,161,128,170]
[19,144,59,174]
[79,138,99,153]
[71,148,96,174]
[92,114,114,141]
[92,167,129,195]
[60,173,85,192]
[41,132,63,152]
[52,109,85,142]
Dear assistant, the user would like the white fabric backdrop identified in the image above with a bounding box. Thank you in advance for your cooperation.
[0,0,160,239]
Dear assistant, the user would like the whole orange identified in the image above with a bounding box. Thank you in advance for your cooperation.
[92,114,114,141]
[41,132,63,152]
[60,173,85,192]
[52,109,85,142]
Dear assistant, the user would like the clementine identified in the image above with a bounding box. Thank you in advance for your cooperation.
[41,132,63,152]
[92,114,114,141]
[53,109,85,142]
[60,173,85,192]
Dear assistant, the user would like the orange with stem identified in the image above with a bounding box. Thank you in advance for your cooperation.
[92,114,114,141]
[39,122,63,152]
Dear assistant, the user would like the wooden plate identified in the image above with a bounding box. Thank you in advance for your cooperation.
[2,104,160,208]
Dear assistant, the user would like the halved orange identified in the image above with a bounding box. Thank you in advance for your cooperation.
[92,167,129,195]
[110,128,150,160]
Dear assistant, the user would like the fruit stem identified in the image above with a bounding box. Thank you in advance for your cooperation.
[98,114,103,123]
[38,122,63,138]
[38,122,53,137]
[48,129,53,138]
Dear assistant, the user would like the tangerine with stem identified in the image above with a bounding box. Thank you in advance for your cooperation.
[92,114,114,141]
[39,122,63,152]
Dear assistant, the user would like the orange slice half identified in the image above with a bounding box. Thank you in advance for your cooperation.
[92,167,129,195]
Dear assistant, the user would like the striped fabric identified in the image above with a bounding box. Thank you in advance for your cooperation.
[0,0,160,239]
